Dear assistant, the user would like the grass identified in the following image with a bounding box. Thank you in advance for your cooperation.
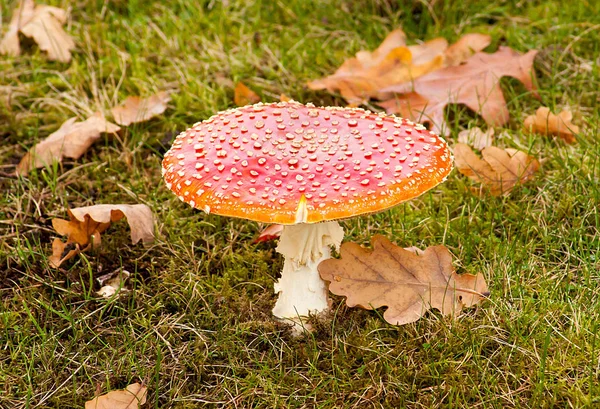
[1,0,599,407]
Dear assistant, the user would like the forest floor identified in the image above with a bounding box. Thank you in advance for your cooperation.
[1,0,599,407]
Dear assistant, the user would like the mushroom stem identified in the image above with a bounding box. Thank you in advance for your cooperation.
[272,221,344,324]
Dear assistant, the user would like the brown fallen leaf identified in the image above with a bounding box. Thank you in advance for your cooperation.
[444,33,492,66]
[17,112,120,175]
[279,93,292,102]
[49,238,86,270]
[49,204,155,268]
[17,3,75,62]
[457,127,494,151]
[56,204,155,245]
[379,47,538,135]
[234,82,261,106]
[307,29,491,106]
[0,0,35,57]
[308,29,446,105]
[523,107,579,143]
[319,235,488,325]
[85,382,147,409]
[355,28,408,67]
[111,91,171,126]
[20,5,74,62]
[453,143,539,196]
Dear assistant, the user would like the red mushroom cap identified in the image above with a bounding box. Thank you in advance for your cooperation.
[162,101,452,224]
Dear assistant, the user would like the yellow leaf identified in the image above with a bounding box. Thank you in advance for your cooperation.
[355,28,407,67]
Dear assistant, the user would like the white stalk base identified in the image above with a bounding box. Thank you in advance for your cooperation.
[272,221,344,330]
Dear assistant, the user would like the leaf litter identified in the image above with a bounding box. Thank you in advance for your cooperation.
[523,106,579,143]
[111,91,172,126]
[453,143,540,196]
[308,28,491,106]
[0,0,75,62]
[307,27,541,135]
[16,90,172,175]
[0,0,35,57]
[49,204,155,268]
[318,235,489,326]
[16,112,120,175]
[379,47,538,134]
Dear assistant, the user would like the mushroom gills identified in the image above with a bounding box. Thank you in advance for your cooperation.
[272,221,344,322]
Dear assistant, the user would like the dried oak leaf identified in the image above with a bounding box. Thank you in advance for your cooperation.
[49,204,155,268]
[0,0,35,57]
[318,235,488,325]
[111,91,171,126]
[457,127,494,151]
[85,383,147,409]
[49,238,85,269]
[17,112,120,175]
[379,47,538,135]
[453,143,539,196]
[18,3,75,62]
[234,82,261,106]
[523,107,579,143]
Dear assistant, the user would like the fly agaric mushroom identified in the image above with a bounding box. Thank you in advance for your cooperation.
[162,101,452,326]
